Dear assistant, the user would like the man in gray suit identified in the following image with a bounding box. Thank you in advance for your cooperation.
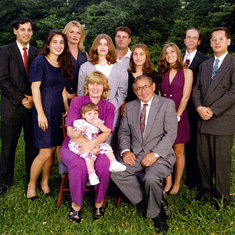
[111,75,177,233]
[192,27,235,208]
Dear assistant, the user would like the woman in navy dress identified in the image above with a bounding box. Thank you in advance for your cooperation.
[63,21,88,100]
[26,31,73,199]
[126,44,161,103]
[158,43,193,194]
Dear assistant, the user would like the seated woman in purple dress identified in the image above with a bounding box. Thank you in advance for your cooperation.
[26,31,73,199]
[62,21,88,100]
[60,70,115,223]
[158,43,193,194]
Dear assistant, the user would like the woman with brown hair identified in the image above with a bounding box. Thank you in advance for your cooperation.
[77,34,128,148]
[63,21,88,100]
[26,30,73,199]
[126,44,160,103]
[158,43,193,194]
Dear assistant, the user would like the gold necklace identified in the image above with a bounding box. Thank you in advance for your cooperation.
[47,54,59,64]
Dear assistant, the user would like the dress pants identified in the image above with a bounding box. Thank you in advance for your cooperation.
[0,108,38,187]
[60,137,110,207]
[197,133,233,206]
[184,105,201,188]
[111,155,172,218]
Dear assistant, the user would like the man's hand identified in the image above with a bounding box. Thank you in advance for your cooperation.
[123,151,136,165]
[141,152,158,167]
[197,106,213,120]
[22,95,33,109]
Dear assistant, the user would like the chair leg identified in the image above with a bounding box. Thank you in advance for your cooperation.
[56,176,66,209]
[116,192,122,208]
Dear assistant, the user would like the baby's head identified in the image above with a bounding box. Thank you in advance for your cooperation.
[80,103,100,123]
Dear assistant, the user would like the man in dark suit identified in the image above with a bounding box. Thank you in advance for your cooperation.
[183,28,210,190]
[192,27,235,207]
[111,75,177,233]
[0,17,39,195]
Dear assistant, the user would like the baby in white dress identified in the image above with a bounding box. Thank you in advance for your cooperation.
[68,103,126,185]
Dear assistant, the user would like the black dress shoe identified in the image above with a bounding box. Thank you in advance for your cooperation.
[195,192,212,202]
[0,187,7,196]
[152,215,169,233]
[44,192,53,197]
[160,194,170,220]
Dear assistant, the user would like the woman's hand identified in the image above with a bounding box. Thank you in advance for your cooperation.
[38,113,48,131]
[79,140,96,154]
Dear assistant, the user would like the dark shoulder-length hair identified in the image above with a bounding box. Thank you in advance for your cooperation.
[157,43,184,78]
[39,30,73,80]
[128,44,153,75]
[89,34,117,65]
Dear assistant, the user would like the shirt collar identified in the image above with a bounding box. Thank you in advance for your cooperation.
[215,51,228,64]
[16,40,29,51]
[117,48,131,62]
[140,95,154,108]
[185,49,197,61]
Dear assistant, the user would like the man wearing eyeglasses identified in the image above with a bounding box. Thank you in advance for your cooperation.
[192,27,235,208]
[111,75,177,233]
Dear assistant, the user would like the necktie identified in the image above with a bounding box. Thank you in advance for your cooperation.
[23,47,28,77]
[140,104,148,138]
[211,58,219,82]
[184,59,190,68]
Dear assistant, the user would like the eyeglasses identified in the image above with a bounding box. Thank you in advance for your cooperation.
[135,84,153,93]
[211,37,226,42]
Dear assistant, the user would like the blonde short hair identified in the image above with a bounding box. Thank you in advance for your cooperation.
[63,21,85,53]
[83,70,110,100]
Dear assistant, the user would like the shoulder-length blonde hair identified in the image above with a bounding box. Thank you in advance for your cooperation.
[83,70,110,100]
[157,43,184,77]
[62,21,85,53]
[128,44,153,75]
[89,34,117,65]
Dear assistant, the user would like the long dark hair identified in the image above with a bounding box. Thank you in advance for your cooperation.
[39,30,73,80]
[128,44,153,75]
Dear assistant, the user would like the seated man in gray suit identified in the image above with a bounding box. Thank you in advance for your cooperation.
[111,75,177,233]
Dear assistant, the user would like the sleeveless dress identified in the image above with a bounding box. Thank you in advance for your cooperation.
[68,119,113,160]
[29,55,66,148]
[161,69,190,144]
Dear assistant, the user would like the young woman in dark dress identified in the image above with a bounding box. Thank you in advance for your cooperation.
[125,44,161,103]
[26,31,73,199]
[63,21,88,100]
[158,43,193,194]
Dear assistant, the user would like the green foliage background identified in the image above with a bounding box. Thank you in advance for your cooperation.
[1,0,235,65]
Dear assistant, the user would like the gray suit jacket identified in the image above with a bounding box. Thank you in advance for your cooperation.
[77,61,128,127]
[118,94,177,168]
[192,53,235,135]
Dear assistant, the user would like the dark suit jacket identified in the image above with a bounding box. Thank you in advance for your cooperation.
[0,41,39,119]
[192,53,235,135]
[118,94,177,168]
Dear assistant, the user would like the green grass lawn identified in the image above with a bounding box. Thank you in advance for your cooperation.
[0,131,235,234]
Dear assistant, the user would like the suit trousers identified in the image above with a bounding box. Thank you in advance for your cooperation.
[0,108,38,187]
[197,133,233,206]
[111,155,172,218]
[184,101,201,188]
